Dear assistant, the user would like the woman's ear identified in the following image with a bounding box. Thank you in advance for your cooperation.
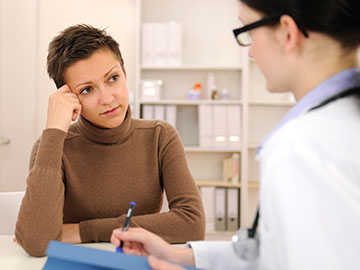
[279,15,305,53]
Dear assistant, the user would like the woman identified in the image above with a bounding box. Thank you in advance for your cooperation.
[111,0,360,269]
[15,24,205,257]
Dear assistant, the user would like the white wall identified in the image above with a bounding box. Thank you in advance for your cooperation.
[0,0,38,191]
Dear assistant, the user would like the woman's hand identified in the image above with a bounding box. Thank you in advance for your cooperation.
[111,227,195,267]
[62,223,81,244]
[46,84,81,132]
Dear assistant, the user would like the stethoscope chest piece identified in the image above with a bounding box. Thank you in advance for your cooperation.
[232,228,259,261]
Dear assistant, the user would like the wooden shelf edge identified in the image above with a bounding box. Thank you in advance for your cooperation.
[248,181,260,189]
[139,99,243,105]
[185,147,241,153]
[195,180,259,189]
[196,180,241,188]
[205,231,236,236]
[249,100,295,106]
[141,65,243,71]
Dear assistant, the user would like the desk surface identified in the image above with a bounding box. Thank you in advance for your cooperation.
[0,235,186,270]
[0,235,124,270]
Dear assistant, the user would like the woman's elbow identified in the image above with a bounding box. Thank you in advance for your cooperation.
[15,230,62,257]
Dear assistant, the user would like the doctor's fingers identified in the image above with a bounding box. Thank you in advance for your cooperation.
[112,227,154,244]
[148,256,185,270]
[122,241,149,257]
[115,228,173,260]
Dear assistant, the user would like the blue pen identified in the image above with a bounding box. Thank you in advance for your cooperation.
[116,201,136,253]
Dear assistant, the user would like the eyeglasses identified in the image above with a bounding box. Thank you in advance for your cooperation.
[233,15,309,46]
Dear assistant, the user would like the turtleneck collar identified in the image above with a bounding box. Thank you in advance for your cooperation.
[76,106,133,144]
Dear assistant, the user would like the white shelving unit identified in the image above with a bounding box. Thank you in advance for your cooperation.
[134,0,294,233]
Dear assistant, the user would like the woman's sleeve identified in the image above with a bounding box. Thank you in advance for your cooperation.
[148,122,206,243]
[78,122,206,244]
[15,128,67,257]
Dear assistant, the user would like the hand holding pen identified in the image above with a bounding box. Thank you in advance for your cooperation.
[116,201,136,253]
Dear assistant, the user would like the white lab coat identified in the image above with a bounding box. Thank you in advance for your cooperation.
[189,95,360,270]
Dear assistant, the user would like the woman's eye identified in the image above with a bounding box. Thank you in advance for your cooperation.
[80,87,91,95]
[109,74,119,83]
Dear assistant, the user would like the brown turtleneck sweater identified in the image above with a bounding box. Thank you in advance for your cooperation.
[15,108,205,257]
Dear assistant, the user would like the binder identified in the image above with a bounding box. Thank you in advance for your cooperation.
[142,105,153,120]
[198,105,213,147]
[166,105,177,128]
[200,186,215,232]
[215,188,226,231]
[141,23,154,67]
[227,188,240,231]
[153,23,168,67]
[167,22,182,67]
[213,106,227,147]
[44,241,199,270]
[227,106,241,148]
[154,105,165,120]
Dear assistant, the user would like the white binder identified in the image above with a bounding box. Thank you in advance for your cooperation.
[227,188,239,231]
[200,186,215,232]
[141,23,154,67]
[213,105,227,147]
[215,187,226,231]
[227,105,241,148]
[154,105,165,120]
[142,105,153,120]
[167,22,182,67]
[199,105,213,147]
[165,105,177,128]
[153,23,168,67]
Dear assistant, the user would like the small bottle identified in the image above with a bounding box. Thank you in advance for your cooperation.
[221,88,229,100]
[211,90,219,100]
[188,82,202,100]
[206,72,217,100]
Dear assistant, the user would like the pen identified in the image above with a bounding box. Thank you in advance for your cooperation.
[116,201,136,253]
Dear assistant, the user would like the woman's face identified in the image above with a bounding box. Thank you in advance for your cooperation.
[65,48,129,129]
[239,2,289,93]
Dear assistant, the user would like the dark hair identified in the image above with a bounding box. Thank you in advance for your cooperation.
[47,24,126,88]
[240,0,360,49]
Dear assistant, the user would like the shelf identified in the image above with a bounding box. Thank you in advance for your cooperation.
[141,65,243,71]
[185,147,241,153]
[248,181,260,189]
[249,100,295,106]
[205,231,235,241]
[139,99,242,105]
[195,180,259,189]
[248,144,260,150]
[196,180,241,188]
[205,231,235,235]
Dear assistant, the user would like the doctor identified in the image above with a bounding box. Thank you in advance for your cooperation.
[111,0,360,269]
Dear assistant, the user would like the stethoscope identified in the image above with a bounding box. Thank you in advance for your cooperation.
[232,86,360,261]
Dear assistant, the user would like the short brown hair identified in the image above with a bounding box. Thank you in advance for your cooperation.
[47,24,125,88]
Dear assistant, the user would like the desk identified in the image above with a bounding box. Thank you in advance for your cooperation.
[0,235,186,270]
[0,235,121,270]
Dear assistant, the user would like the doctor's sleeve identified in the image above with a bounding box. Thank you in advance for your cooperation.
[187,241,258,270]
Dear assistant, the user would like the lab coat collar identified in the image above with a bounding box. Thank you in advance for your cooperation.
[257,68,360,155]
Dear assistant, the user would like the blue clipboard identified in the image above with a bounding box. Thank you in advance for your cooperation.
[43,241,199,270]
